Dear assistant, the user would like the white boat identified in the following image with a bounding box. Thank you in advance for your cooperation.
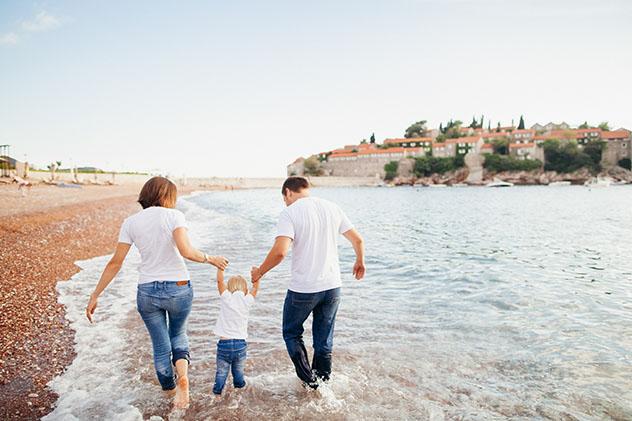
[486,178,514,188]
[548,181,571,187]
[584,177,612,188]
[428,184,447,188]
[452,183,468,187]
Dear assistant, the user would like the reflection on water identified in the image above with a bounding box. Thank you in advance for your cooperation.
[48,186,632,420]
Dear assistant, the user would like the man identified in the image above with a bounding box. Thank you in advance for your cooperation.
[251,176,365,388]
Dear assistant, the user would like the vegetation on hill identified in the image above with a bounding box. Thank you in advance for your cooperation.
[618,158,631,170]
[413,155,464,177]
[484,154,542,172]
[384,161,398,180]
[404,120,429,138]
[303,156,324,176]
[542,139,604,173]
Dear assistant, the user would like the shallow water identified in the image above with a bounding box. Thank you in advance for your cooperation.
[47,186,632,420]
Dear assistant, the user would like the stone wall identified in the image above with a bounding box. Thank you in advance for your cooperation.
[321,156,398,178]
[602,139,632,167]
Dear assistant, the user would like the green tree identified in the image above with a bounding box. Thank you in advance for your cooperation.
[492,137,510,155]
[413,156,464,177]
[542,139,601,173]
[618,158,631,170]
[384,161,398,180]
[303,156,323,176]
[483,155,542,172]
[517,115,525,130]
[469,116,478,129]
[404,120,428,138]
[496,122,501,133]
[598,122,610,131]
[578,121,590,129]
[370,133,376,144]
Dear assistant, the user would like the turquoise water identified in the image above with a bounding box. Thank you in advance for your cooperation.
[48,186,632,420]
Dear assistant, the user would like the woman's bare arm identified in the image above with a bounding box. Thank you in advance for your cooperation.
[216,268,226,294]
[86,242,131,323]
[173,227,228,269]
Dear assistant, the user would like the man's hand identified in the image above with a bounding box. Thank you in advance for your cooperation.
[353,260,365,280]
[86,293,98,323]
[251,266,262,283]
[209,256,229,270]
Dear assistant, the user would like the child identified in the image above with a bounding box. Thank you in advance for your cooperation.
[213,268,258,395]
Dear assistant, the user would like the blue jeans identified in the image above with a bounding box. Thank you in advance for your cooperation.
[282,287,341,385]
[137,281,193,390]
[213,339,247,395]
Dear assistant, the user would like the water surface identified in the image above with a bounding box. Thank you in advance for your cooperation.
[48,186,632,420]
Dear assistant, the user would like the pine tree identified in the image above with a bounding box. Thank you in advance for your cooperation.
[439,122,444,133]
[370,133,376,144]
[518,115,525,130]
[470,116,477,128]
[480,115,484,129]
[496,122,501,133]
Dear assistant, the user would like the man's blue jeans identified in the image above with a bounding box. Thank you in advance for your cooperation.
[137,281,193,390]
[213,339,247,394]
[282,287,341,385]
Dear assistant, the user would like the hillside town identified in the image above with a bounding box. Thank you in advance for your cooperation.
[287,119,632,185]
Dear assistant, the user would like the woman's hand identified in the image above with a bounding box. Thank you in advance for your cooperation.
[86,293,98,323]
[208,255,229,270]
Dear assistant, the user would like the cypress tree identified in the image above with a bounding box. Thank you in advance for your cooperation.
[518,115,525,130]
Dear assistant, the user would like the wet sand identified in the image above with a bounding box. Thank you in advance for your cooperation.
[0,185,144,420]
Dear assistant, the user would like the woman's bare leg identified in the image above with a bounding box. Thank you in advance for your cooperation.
[173,359,189,408]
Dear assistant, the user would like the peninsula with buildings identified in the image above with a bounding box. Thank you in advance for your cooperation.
[287,118,632,186]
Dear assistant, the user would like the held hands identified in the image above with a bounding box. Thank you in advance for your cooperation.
[353,259,366,280]
[207,255,229,271]
[251,266,262,284]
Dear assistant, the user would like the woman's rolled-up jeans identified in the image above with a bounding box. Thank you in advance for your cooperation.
[137,280,193,390]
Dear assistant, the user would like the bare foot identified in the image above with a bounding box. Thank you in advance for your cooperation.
[174,376,190,409]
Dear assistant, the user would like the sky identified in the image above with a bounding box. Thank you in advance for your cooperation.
[1,0,631,177]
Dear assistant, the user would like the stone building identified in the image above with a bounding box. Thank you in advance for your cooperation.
[601,131,632,167]
[321,147,425,177]
[287,157,305,176]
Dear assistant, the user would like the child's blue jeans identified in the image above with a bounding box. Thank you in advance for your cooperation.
[213,339,247,394]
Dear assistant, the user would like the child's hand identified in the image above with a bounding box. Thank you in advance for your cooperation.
[251,266,262,283]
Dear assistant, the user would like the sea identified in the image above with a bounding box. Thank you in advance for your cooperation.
[45,186,632,420]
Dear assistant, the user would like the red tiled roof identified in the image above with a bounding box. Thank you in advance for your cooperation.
[481,143,493,149]
[481,132,509,138]
[601,131,629,140]
[512,129,535,135]
[509,142,535,148]
[358,147,419,155]
[330,152,357,158]
[384,137,433,144]
[445,136,482,144]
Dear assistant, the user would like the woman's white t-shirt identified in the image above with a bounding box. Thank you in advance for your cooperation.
[118,206,190,284]
[214,291,255,339]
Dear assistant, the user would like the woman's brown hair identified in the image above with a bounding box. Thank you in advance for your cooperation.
[137,176,177,209]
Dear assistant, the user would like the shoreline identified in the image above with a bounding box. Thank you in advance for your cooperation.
[0,178,376,420]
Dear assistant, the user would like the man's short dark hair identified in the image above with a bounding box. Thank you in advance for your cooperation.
[282,176,310,195]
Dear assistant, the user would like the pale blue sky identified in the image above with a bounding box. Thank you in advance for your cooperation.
[1,1,631,177]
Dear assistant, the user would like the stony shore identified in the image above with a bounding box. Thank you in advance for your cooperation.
[392,166,632,186]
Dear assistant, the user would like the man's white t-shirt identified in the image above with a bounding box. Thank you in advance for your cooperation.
[214,291,255,339]
[118,206,191,284]
[276,196,353,293]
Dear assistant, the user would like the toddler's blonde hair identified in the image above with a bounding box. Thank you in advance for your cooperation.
[227,275,248,294]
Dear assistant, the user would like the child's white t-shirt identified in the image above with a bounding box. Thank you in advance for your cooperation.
[214,291,255,339]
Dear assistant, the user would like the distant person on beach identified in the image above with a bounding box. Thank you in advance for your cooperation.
[212,269,259,396]
[251,176,365,388]
[85,176,229,408]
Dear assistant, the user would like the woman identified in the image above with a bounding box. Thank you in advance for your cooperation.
[86,176,228,409]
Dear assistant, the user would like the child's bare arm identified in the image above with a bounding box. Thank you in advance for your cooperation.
[249,280,260,298]
[216,268,226,294]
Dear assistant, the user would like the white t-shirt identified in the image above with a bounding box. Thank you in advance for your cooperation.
[214,291,255,339]
[118,206,191,284]
[276,196,353,293]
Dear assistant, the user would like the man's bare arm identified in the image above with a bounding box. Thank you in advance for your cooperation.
[251,236,292,283]
[343,228,365,280]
